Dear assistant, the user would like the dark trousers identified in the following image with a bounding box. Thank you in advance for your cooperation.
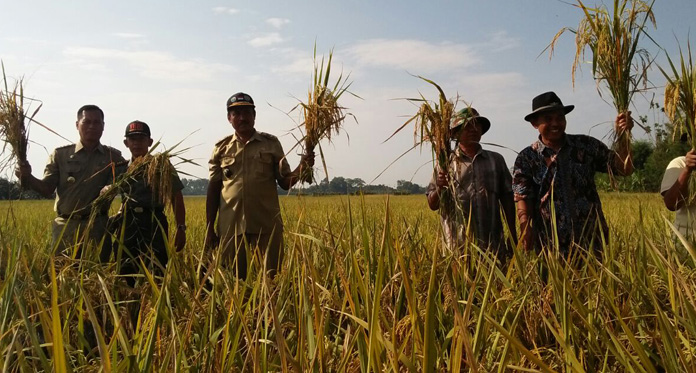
[107,208,169,287]
[221,230,284,279]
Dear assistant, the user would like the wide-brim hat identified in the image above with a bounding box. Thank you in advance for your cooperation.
[524,91,574,122]
[450,107,491,135]
[226,92,255,109]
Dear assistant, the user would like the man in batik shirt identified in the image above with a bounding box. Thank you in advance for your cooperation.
[513,91,633,254]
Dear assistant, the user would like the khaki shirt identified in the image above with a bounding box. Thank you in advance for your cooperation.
[661,156,696,237]
[209,131,291,238]
[43,142,125,216]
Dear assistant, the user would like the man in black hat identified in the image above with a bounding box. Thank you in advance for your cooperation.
[426,107,516,259]
[512,91,633,255]
[206,92,314,279]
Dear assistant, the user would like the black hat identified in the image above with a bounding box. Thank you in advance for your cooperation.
[524,91,574,122]
[125,120,151,137]
[450,107,491,135]
[226,92,255,109]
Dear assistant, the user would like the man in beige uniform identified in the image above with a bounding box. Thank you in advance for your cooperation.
[206,92,313,279]
[16,104,125,255]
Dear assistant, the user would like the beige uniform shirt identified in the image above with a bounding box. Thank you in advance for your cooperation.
[660,156,696,237]
[209,131,291,239]
[44,142,125,216]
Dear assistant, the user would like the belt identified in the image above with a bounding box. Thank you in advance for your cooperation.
[127,206,165,214]
[58,212,106,220]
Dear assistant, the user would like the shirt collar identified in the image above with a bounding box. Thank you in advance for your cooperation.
[232,130,263,143]
[533,134,568,156]
[75,141,105,154]
[455,146,485,160]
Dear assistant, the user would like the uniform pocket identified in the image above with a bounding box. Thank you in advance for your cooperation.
[255,152,274,178]
[65,161,83,183]
[221,157,236,179]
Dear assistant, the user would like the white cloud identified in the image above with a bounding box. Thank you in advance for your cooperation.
[483,31,521,52]
[247,33,284,47]
[212,6,239,15]
[270,52,313,75]
[266,18,290,29]
[62,47,236,82]
[112,32,144,39]
[345,39,480,73]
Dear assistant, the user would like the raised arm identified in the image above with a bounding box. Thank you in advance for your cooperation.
[426,170,448,211]
[278,151,315,190]
[15,160,56,198]
[612,112,634,176]
[663,150,696,211]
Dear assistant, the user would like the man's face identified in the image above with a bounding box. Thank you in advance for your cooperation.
[227,106,256,138]
[456,120,483,145]
[123,134,153,158]
[531,109,566,143]
[76,110,104,144]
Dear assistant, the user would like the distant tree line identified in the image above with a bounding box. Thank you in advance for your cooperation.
[0,178,47,200]
[179,176,426,196]
[0,176,426,199]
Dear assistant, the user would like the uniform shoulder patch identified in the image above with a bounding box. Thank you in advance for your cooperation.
[55,144,75,151]
[215,134,234,147]
[258,132,278,140]
[105,145,122,155]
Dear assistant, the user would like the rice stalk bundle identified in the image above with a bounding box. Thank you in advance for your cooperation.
[296,47,355,183]
[0,63,34,169]
[92,141,192,215]
[660,41,696,201]
[548,0,655,148]
[388,77,457,214]
[660,41,696,146]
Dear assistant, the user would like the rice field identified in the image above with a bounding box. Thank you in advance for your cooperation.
[1,192,695,372]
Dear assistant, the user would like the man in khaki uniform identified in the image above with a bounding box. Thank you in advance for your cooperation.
[16,104,125,255]
[206,92,313,279]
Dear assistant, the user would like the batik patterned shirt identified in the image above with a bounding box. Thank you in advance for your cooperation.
[512,134,616,251]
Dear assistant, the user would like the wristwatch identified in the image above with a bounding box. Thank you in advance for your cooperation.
[177,224,187,232]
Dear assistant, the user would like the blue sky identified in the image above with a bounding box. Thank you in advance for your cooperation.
[1,0,694,187]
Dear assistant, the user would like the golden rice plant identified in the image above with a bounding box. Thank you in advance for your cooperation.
[661,41,696,146]
[0,62,38,169]
[548,0,655,147]
[386,77,457,214]
[660,41,696,201]
[294,46,356,183]
[91,141,193,216]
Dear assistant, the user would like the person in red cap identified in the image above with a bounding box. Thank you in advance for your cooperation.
[513,91,633,256]
[426,107,516,260]
[106,120,186,287]
[206,92,314,279]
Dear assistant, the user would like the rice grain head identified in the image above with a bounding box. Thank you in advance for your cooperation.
[0,66,29,167]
